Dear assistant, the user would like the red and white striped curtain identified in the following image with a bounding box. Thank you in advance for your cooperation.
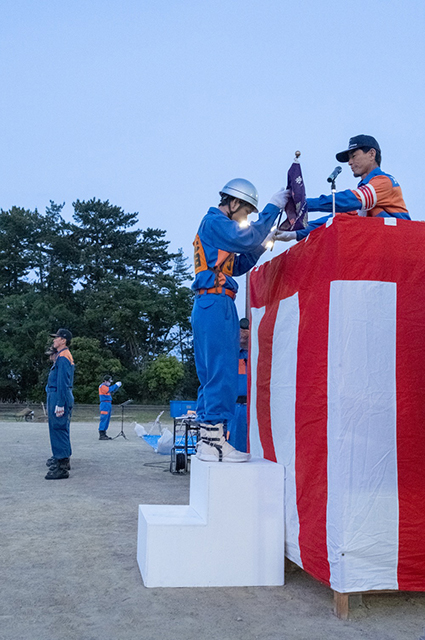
[249,215,425,593]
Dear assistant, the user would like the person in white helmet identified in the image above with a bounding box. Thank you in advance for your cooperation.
[192,178,289,462]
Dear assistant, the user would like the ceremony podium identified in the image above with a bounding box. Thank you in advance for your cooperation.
[248,215,425,614]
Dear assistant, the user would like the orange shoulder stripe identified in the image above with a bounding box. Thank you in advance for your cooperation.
[59,349,74,365]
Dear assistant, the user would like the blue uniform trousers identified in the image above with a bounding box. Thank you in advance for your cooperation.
[227,403,248,452]
[191,292,239,425]
[47,391,73,459]
[99,402,112,432]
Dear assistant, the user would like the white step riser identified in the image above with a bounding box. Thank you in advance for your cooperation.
[137,456,285,587]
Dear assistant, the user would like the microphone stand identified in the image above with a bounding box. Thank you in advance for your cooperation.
[327,166,341,217]
[113,399,133,440]
[331,178,337,217]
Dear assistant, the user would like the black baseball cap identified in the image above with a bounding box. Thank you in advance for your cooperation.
[240,318,250,330]
[50,328,72,341]
[336,135,381,163]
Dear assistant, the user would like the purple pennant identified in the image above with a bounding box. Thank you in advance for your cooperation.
[278,157,308,231]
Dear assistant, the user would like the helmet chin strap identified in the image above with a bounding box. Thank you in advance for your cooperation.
[228,199,244,220]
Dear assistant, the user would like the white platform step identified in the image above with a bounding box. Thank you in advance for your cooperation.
[137,455,285,587]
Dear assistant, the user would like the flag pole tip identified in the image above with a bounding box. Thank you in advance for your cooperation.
[295,150,301,158]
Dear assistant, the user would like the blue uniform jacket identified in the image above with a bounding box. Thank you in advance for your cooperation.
[306,168,410,220]
[46,348,74,406]
[99,383,120,403]
[192,203,280,293]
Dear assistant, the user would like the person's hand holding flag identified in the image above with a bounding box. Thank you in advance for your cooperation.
[274,229,297,242]
[261,187,291,249]
[269,186,292,210]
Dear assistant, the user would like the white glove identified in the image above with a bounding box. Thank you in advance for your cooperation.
[269,187,291,210]
[55,405,64,417]
[274,230,297,242]
[116,381,122,387]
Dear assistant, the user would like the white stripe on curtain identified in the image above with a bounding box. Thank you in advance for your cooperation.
[326,280,398,592]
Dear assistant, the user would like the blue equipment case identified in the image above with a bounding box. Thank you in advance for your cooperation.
[169,400,197,418]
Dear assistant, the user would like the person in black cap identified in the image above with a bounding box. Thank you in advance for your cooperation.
[45,329,75,480]
[276,134,410,242]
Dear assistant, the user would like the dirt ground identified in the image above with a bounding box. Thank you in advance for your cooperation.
[1,418,424,640]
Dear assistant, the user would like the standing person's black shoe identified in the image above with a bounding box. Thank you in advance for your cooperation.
[45,459,70,480]
[99,431,112,440]
[46,457,71,470]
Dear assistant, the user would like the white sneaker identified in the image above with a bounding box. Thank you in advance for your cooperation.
[196,423,251,463]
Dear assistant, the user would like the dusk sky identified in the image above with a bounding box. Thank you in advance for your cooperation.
[1,0,424,315]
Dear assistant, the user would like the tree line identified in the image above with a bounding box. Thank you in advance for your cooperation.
[0,199,198,404]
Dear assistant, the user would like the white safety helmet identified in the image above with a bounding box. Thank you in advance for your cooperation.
[219,178,259,212]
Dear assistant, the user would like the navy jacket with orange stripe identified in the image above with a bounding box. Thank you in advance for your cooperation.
[99,383,120,403]
[307,167,410,219]
[46,348,74,406]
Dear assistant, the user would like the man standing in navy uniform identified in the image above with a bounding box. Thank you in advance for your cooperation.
[98,375,122,440]
[45,328,75,480]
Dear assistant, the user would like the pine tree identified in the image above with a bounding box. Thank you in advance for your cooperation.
[0,207,38,294]
[35,201,81,297]
[72,198,141,286]
[0,196,199,402]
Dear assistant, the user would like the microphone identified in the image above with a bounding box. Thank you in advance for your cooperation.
[327,166,342,183]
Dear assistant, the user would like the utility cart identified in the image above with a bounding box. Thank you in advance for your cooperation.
[169,412,198,474]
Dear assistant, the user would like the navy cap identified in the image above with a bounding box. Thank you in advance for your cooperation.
[336,135,381,163]
[50,328,72,342]
[240,318,250,330]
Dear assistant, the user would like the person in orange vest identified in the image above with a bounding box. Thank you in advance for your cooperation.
[192,178,290,462]
[98,375,122,440]
[226,318,250,452]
